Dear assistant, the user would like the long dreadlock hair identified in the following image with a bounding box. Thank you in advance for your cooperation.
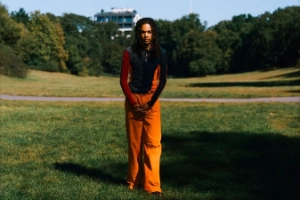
[132,17,161,57]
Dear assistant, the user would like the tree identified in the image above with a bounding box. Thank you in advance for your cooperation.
[0,3,22,47]
[178,30,222,76]
[96,21,123,74]
[0,43,28,78]
[170,14,214,77]
[0,3,28,78]
[60,13,103,75]
[26,11,68,71]
[271,6,300,67]
[10,8,29,26]
[156,19,174,75]
[212,14,256,72]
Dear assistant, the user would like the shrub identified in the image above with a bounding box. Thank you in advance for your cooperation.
[0,43,28,78]
[40,60,60,72]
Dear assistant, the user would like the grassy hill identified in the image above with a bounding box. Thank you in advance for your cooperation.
[1,67,299,98]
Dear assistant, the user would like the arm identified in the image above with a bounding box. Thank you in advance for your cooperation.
[147,52,168,107]
[120,50,138,107]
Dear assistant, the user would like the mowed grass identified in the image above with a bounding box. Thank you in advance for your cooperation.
[1,67,299,98]
[1,100,299,200]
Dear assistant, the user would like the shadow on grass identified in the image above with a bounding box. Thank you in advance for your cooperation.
[54,162,126,185]
[285,89,300,93]
[261,70,300,80]
[161,131,300,200]
[186,79,300,87]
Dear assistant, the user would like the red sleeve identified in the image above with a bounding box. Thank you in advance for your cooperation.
[120,50,138,107]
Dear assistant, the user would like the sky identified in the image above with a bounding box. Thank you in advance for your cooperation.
[1,0,299,27]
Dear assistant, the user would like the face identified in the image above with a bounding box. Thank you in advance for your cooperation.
[140,23,153,47]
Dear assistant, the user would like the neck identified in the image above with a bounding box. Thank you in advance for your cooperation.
[145,44,152,51]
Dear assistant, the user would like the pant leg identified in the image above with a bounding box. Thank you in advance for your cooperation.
[125,99,144,188]
[142,95,162,193]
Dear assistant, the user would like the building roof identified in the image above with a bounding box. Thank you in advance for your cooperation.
[110,8,137,14]
[95,8,139,16]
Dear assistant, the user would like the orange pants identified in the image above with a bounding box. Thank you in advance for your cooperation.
[125,93,162,193]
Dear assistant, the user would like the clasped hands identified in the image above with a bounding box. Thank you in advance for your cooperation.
[134,103,150,115]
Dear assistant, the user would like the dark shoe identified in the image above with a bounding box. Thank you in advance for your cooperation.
[151,192,162,197]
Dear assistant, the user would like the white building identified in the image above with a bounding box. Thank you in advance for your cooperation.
[94,8,142,33]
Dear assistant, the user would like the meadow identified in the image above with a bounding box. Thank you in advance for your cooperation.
[0,67,299,98]
[0,68,299,199]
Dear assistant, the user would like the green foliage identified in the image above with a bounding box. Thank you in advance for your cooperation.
[95,21,124,74]
[27,11,68,71]
[213,7,300,73]
[38,60,60,72]
[60,13,104,75]
[10,8,29,25]
[16,30,41,66]
[169,14,222,77]
[0,43,28,78]
[0,3,22,47]
[2,4,299,77]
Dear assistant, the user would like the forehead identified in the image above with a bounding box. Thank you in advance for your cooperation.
[140,23,152,31]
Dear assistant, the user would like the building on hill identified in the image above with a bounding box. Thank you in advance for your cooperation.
[94,8,141,34]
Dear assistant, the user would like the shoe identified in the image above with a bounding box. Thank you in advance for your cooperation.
[151,192,162,197]
[128,184,142,190]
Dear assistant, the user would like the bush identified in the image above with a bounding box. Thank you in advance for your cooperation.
[88,63,103,76]
[0,43,28,78]
[40,60,60,72]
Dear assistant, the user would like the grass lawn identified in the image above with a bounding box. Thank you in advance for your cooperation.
[1,100,299,200]
[1,67,299,98]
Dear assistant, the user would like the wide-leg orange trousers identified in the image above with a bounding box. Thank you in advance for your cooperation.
[125,93,162,193]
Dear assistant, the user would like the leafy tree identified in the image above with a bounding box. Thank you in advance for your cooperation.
[0,42,28,78]
[10,8,29,26]
[170,14,213,77]
[0,3,22,47]
[271,6,300,67]
[156,19,174,74]
[0,3,28,78]
[60,13,102,75]
[26,11,68,71]
[97,21,122,74]
[177,30,222,76]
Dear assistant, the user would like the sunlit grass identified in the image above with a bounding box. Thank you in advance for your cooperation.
[0,67,299,199]
[1,67,299,98]
[1,100,299,199]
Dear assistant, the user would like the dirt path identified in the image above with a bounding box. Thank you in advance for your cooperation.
[1,95,299,103]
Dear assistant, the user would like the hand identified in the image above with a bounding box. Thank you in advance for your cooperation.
[139,103,150,114]
[133,104,142,113]
[133,103,150,115]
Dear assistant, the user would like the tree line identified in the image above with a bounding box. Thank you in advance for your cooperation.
[0,3,299,78]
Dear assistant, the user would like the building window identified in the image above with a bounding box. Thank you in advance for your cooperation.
[118,17,123,23]
[98,16,105,22]
[124,16,133,23]
[124,23,133,28]
[111,16,117,22]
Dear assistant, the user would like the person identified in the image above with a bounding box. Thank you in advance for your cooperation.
[120,17,167,197]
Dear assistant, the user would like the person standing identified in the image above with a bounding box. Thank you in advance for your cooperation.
[120,17,167,196]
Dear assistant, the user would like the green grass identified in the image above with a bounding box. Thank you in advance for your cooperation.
[1,100,299,200]
[1,67,299,98]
